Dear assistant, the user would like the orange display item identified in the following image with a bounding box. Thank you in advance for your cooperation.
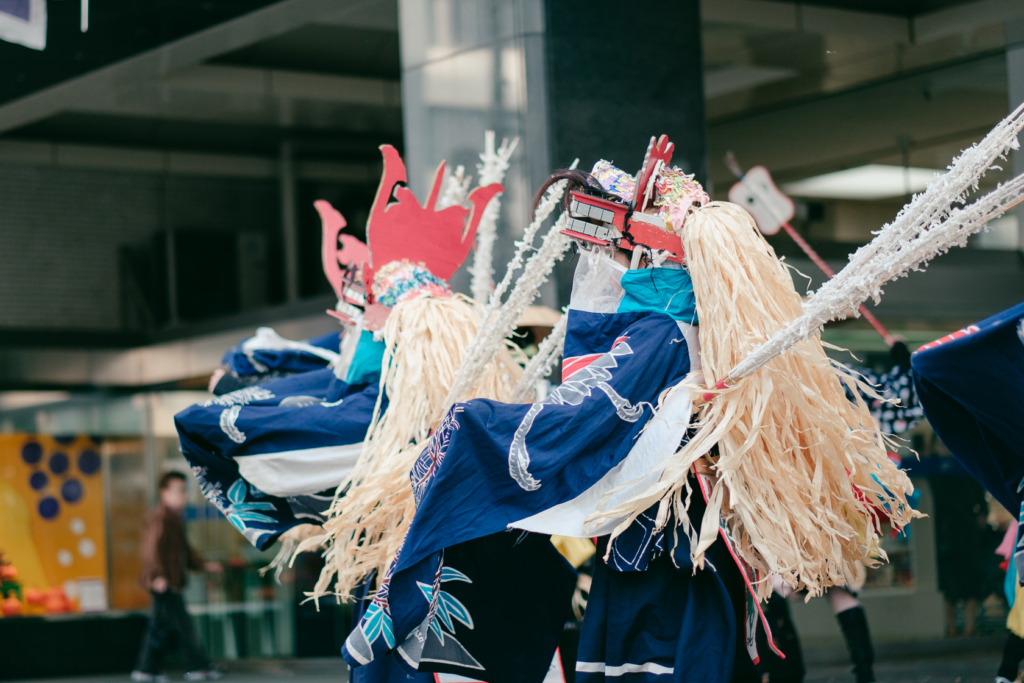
[42,587,69,613]
[24,587,43,605]
[0,564,16,581]
[2,596,21,616]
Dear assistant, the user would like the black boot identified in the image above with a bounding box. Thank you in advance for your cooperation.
[836,606,876,683]
[997,632,1024,681]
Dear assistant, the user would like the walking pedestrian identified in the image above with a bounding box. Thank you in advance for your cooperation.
[132,472,223,682]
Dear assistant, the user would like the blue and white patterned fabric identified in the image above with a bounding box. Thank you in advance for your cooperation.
[912,301,1024,581]
[222,328,341,377]
[176,367,381,550]
[340,308,762,682]
[578,508,757,683]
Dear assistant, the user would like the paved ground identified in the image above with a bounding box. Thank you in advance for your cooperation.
[807,652,1004,683]
[7,649,1010,683]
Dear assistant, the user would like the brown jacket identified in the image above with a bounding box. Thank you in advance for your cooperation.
[139,504,203,591]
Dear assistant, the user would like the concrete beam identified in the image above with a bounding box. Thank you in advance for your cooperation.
[706,54,1008,188]
[0,0,384,135]
[58,65,401,132]
[317,0,398,31]
[915,0,1024,43]
[0,314,340,388]
[701,0,1024,43]
[154,64,401,107]
[700,0,906,39]
[0,139,380,182]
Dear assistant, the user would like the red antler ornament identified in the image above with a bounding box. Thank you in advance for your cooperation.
[314,199,371,325]
[315,200,369,301]
[363,145,502,301]
[632,134,675,213]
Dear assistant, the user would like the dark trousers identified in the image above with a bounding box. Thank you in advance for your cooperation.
[999,632,1024,680]
[136,591,210,674]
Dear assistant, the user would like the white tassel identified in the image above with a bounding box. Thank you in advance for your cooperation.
[444,211,571,413]
[471,131,520,304]
[442,167,575,410]
[729,102,1024,382]
[436,164,472,210]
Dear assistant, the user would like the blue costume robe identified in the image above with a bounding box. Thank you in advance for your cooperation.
[223,330,342,376]
[176,369,380,549]
[212,330,343,395]
[342,308,765,683]
[911,301,1024,577]
[180,326,428,683]
[176,322,392,549]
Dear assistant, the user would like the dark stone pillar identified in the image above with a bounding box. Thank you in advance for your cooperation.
[543,0,707,185]
[397,0,706,306]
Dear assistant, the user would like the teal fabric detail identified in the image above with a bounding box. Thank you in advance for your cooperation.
[346,330,387,385]
[617,268,699,325]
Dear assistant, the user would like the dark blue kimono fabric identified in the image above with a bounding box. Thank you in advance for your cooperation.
[911,301,1024,513]
[578,489,759,683]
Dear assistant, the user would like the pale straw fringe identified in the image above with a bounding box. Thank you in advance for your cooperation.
[262,523,323,583]
[302,294,522,602]
[593,202,919,600]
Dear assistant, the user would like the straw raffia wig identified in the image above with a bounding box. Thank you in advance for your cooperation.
[304,285,522,602]
[597,201,920,599]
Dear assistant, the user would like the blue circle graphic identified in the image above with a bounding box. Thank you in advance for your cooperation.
[61,479,83,504]
[54,435,75,445]
[49,452,69,475]
[38,497,60,520]
[78,450,101,475]
[21,442,43,465]
[29,471,48,490]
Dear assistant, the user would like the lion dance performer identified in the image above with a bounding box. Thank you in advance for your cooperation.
[330,136,916,683]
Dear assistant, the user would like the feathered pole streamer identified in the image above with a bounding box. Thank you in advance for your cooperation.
[470,132,520,303]
[727,114,1024,384]
[442,167,575,409]
[592,107,1024,598]
[511,308,568,403]
[443,212,571,411]
[728,178,1024,381]
[436,164,471,210]
[489,167,573,309]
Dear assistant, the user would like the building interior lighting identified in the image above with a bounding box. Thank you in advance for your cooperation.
[781,164,943,200]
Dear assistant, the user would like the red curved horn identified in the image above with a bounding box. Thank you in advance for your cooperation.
[366,145,408,276]
[463,184,503,247]
[315,200,348,300]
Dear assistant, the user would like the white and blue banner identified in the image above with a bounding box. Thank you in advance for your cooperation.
[0,0,46,50]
